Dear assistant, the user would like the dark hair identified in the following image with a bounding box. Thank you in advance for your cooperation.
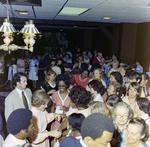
[7,109,32,135]
[56,74,70,88]
[81,63,88,71]
[106,94,122,107]
[142,73,149,81]
[136,97,150,115]
[112,53,118,59]
[90,63,101,72]
[63,63,73,70]
[81,69,89,76]
[129,118,146,136]
[88,80,105,95]
[125,68,133,78]
[69,85,92,108]
[65,53,71,59]
[129,82,140,97]
[12,72,27,87]
[72,67,81,75]
[64,71,75,85]
[129,72,142,84]
[117,86,126,98]
[81,113,114,140]
[110,72,123,85]
[68,113,85,132]
[74,60,79,64]
[56,57,64,65]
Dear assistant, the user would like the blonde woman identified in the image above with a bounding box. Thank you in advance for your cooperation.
[41,70,58,97]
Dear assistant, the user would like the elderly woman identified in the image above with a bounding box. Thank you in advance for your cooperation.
[30,90,62,147]
[112,102,133,147]
[122,82,140,111]
[134,97,150,146]
[120,118,147,147]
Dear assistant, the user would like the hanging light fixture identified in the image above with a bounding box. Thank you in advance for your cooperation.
[0,0,40,53]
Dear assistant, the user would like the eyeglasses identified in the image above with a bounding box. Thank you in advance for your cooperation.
[116,114,128,119]
[58,85,66,88]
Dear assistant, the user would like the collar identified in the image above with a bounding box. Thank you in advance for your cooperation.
[16,87,24,95]
[10,134,27,145]
[80,138,87,147]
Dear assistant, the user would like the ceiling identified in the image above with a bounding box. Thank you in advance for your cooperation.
[0,0,150,26]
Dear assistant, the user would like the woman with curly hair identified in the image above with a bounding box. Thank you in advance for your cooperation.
[51,74,71,147]
[56,86,91,145]
[41,70,57,97]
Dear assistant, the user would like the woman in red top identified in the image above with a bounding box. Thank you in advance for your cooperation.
[73,69,90,88]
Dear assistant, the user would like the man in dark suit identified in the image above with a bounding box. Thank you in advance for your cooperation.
[5,72,32,121]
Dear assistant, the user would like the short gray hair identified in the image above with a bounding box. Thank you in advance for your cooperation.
[112,102,133,119]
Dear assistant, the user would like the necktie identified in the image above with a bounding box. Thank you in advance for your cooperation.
[22,91,29,109]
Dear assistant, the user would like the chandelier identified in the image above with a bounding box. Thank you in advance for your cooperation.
[0,0,40,53]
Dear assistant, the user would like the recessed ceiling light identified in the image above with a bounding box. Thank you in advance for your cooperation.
[74,26,78,27]
[18,12,29,15]
[59,7,88,16]
[60,30,63,31]
[102,17,112,20]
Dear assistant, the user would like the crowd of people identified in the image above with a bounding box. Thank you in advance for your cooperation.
[1,47,150,147]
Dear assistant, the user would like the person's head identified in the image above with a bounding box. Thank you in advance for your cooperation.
[93,68,105,81]
[72,67,81,75]
[65,53,71,60]
[63,63,73,72]
[125,68,133,79]
[31,89,51,111]
[31,54,37,60]
[82,50,88,57]
[90,63,101,73]
[73,60,79,68]
[110,72,123,85]
[69,85,92,109]
[112,102,133,126]
[140,73,149,87]
[135,60,140,66]
[81,113,114,147]
[84,58,90,65]
[56,57,63,66]
[50,58,56,67]
[56,74,70,92]
[97,52,103,59]
[7,109,34,139]
[134,97,150,117]
[112,60,119,69]
[94,50,97,55]
[126,118,146,145]
[129,71,142,84]
[106,94,122,111]
[112,53,118,61]
[89,102,111,119]
[119,67,126,77]
[107,81,121,96]
[128,82,140,99]
[12,72,27,90]
[80,69,89,79]
[78,54,83,61]
[64,71,75,85]
[68,113,85,133]
[44,69,56,84]
[81,63,88,71]
[88,80,105,96]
